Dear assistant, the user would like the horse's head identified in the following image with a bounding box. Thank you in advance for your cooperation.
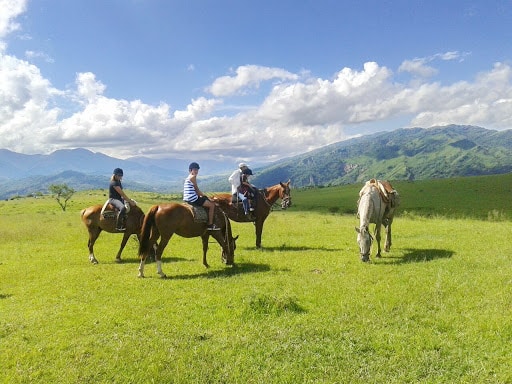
[217,209,238,265]
[279,180,292,209]
[222,234,238,265]
[355,225,373,262]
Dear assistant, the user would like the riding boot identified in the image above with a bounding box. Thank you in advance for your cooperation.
[116,213,126,230]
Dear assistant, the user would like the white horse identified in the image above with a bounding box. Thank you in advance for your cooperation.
[355,179,400,262]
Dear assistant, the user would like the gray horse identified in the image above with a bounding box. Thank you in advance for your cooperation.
[355,179,400,262]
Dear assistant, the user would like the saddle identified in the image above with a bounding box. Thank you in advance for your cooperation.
[100,200,132,219]
[185,204,208,223]
[100,201,117,219]
[365,179,400,208]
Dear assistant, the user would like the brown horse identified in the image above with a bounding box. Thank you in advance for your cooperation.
[80,203,145,264]
[214,181,291,248]
[137,203,238,278]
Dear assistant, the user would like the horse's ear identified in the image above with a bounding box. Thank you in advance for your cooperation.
[234,235,239,240]
[355,227,360,233]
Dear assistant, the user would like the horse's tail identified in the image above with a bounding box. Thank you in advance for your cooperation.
[138,205,158,259]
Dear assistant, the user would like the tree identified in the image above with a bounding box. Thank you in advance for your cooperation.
[49,184,75,211]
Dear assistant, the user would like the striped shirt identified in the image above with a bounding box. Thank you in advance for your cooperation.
[183,175,198,202]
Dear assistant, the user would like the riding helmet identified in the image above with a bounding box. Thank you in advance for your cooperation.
[113,168,124,176]
[189,162,200,170]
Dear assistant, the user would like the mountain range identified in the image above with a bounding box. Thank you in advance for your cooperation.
[1,124,511,199]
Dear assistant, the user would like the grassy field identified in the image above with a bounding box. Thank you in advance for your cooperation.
[1,175,512,383]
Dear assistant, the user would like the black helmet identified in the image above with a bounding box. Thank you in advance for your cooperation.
[113,168,123,176]
[242,168,253,175]
[189,162,200,170]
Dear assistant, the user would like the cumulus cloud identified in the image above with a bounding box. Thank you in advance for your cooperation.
[0,4,511,163]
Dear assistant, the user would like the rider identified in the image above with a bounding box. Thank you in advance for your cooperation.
[240,168,256,212]
[109,168,135,231]
[228,162,251,215]
[183,162,220,230]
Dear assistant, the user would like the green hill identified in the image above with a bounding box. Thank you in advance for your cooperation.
[249,125,512,189]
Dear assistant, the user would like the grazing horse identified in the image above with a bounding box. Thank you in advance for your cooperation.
[214,181,291,248]
[137,203,238,278]
[81,204,145,264]
[355,179,400,262]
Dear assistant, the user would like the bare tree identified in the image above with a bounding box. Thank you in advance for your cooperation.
[49,184,75,211]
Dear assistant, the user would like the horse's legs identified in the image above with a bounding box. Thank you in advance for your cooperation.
[115,232,131,263]
[154,234,172,278]
[384,220,393,252]
[138,231,169,278]
[201,233,210,268]
[254,219,264,248]
[374,223,382,258]
[87,227,101,264]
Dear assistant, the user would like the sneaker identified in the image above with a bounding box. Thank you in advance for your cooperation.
[249,207,255,211]
[116,227,126,231]
[207,224,221,231]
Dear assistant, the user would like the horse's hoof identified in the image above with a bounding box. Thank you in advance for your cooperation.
[89,257,99,264]
[115,258,122,263]
[138,274,145,278]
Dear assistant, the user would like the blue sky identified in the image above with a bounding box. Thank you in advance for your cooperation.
[1,0,512,165]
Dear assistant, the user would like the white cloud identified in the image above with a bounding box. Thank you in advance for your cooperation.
[0,4,511,163]
[25,50,54,63]
[207,65,299,97]
[0,0,26,38]
[398,51,471,77]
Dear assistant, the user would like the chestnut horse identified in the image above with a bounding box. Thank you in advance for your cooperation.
[137,203,238,278]
[81,204,145,264]
[214,181,291,248]
[356,179,400,262]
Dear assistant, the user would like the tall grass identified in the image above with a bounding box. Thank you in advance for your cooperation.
[1,179,512,383]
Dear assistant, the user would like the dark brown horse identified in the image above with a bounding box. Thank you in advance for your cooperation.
[214,181,291,248]
[137,203,238,278]
[81,203,145,264]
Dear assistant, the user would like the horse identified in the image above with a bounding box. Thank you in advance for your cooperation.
[213,181,291,248]
[137,203,238,278]
[355,179,400,262]
[80,203,145,264]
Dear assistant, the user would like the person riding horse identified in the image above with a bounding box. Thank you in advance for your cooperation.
[229,162,253,216]
[240,168,257,211]
[108,168,136,231]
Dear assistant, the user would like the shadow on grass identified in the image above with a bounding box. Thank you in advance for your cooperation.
[112,256,189,264]
[243,245,342,252]
[144,262,271,280]
[382,248,454,264]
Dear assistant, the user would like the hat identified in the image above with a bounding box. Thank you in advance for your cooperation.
[238,162,249,168]
[113,168,123,176]
[242,168,253,175]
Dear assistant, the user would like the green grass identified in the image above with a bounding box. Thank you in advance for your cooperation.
[1,176,512,383]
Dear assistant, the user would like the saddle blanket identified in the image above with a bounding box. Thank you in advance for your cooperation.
[188,205,208,223]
